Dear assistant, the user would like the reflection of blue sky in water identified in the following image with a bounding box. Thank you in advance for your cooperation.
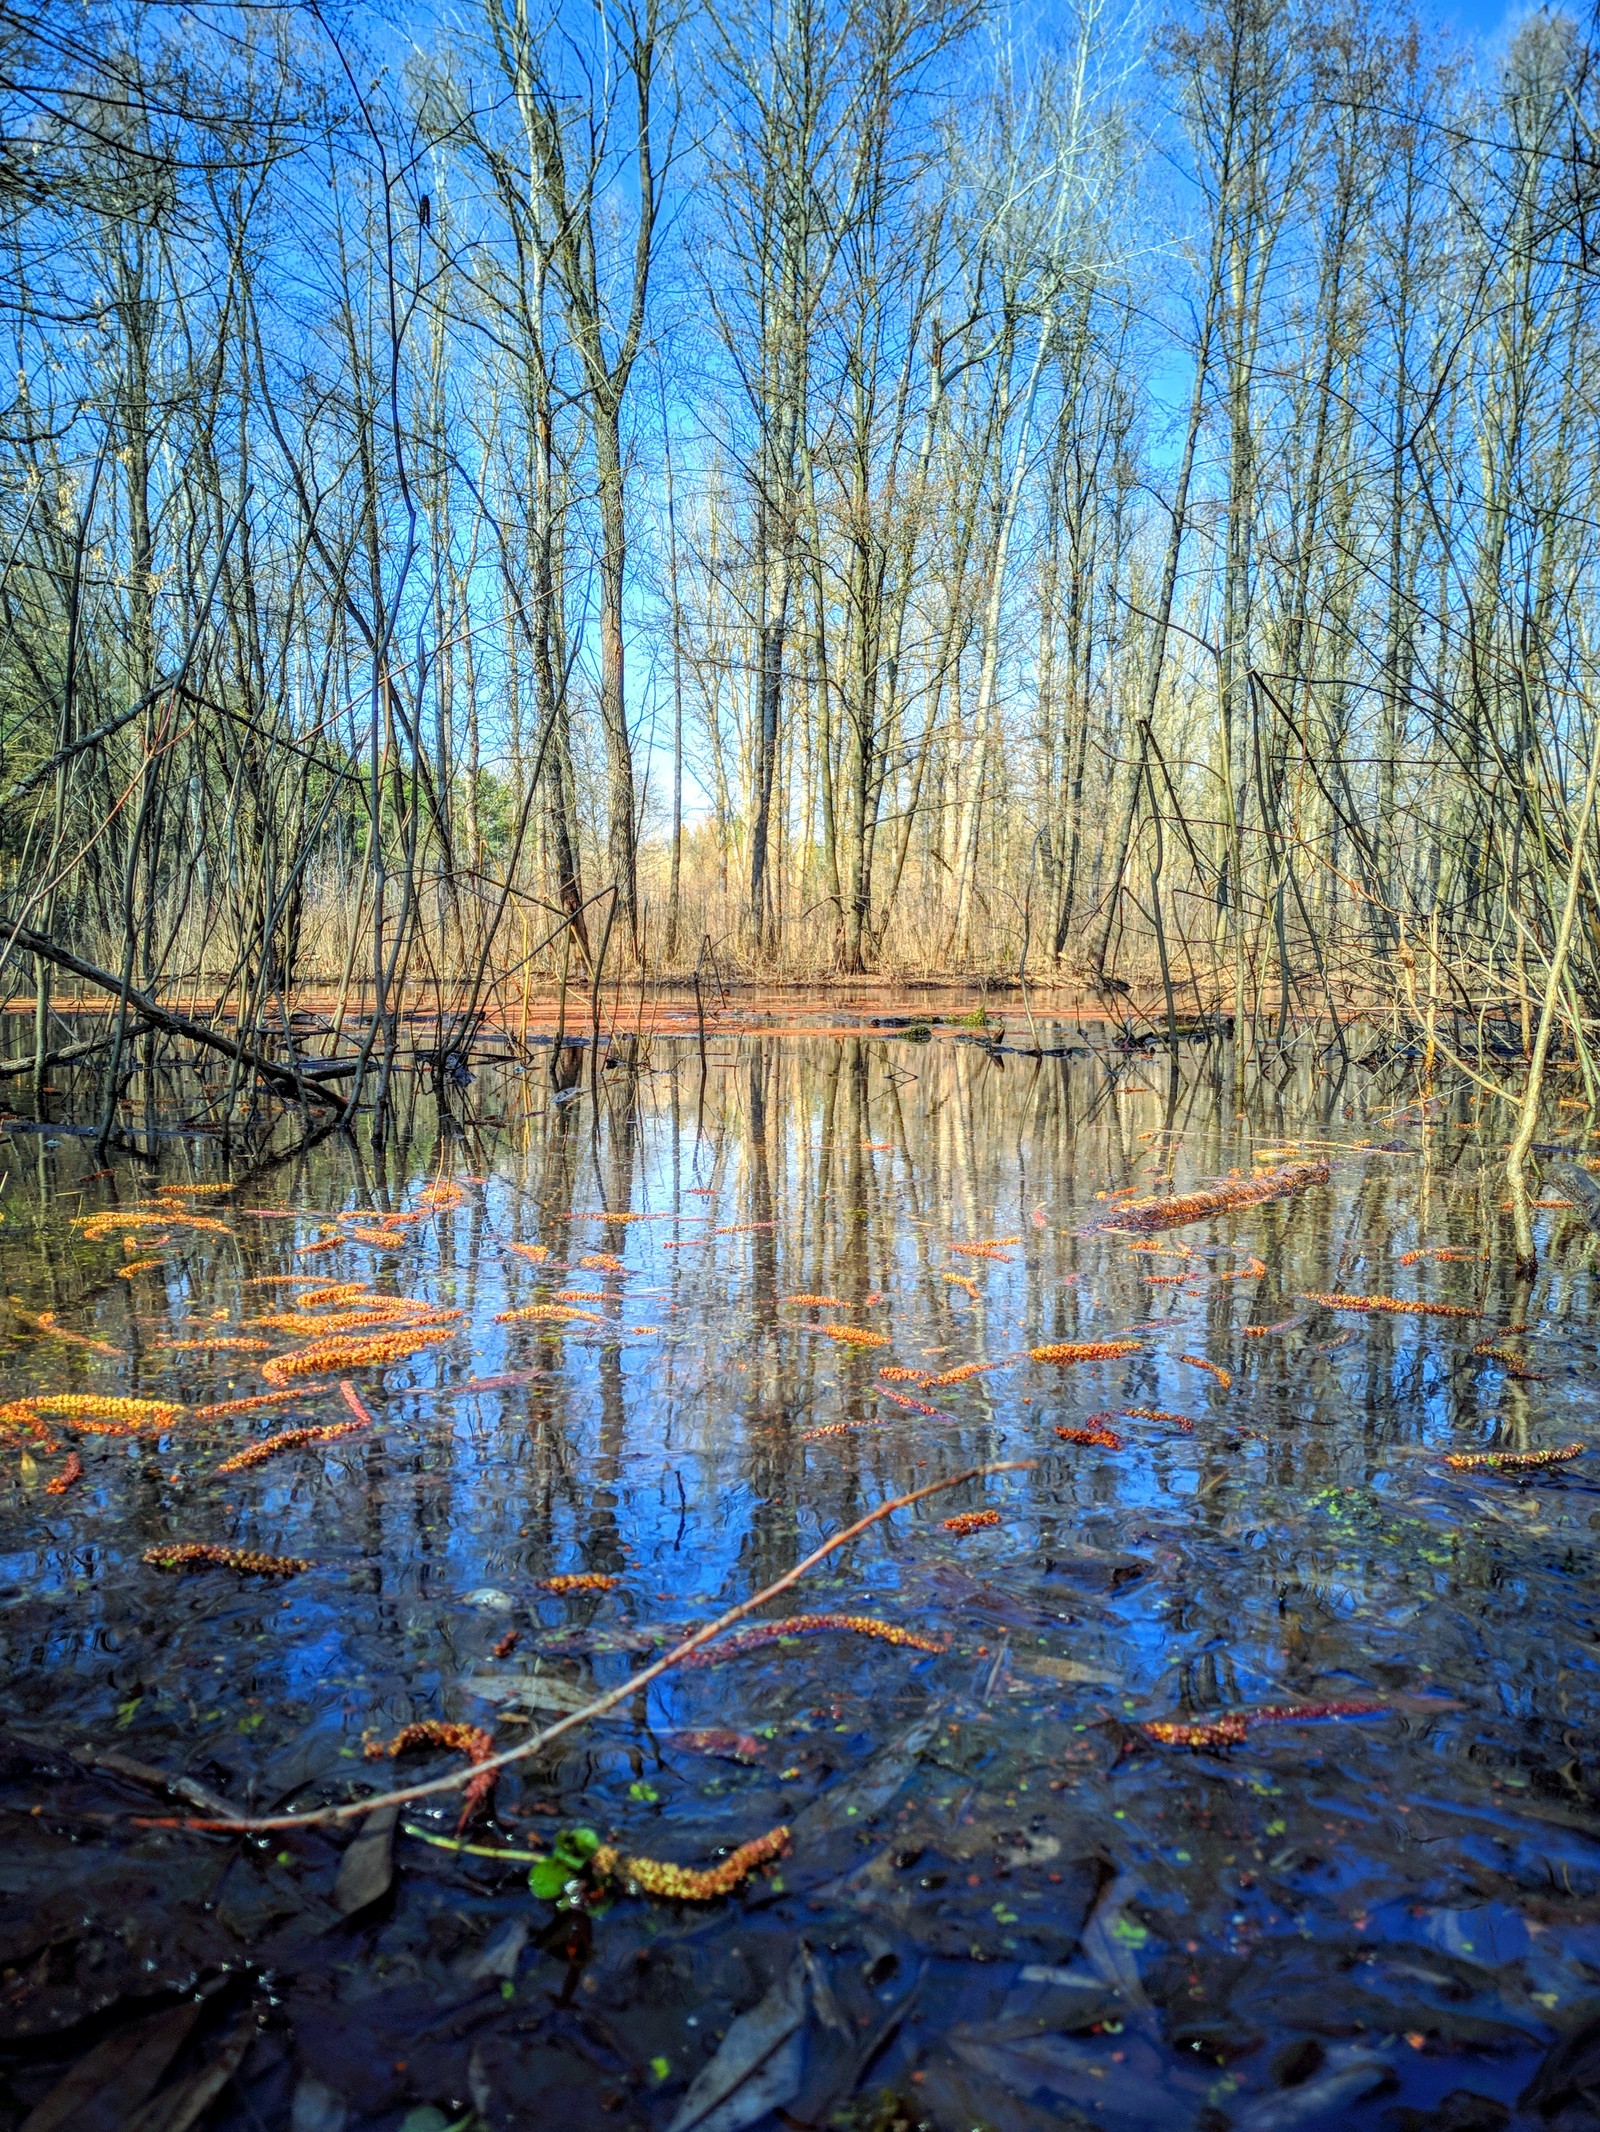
[4,1032,1599,2112]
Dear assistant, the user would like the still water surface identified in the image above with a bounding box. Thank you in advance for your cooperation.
[2,1032,1598,2131]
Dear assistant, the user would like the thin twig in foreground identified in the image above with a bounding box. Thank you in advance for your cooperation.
[139,1459,1036,1836]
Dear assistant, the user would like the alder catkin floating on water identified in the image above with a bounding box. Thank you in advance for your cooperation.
[3,1394,184,1435]
[818,1324,891,1348]
[292,1282,376,1309]
[1056,1424,1124,1450]
[415,1180,469,1211]
[1100,1160,1331,1235]
[253,1304,463,1337]
[1120,1406,1195,1429]
[1178,1354,1233,1390]
[941,1509,1002,1535]
[878,1387,943,1416]
[261,1327,457,1383]
[1444,1442,1584,1472]
[192,1385,334,1419]
[214,1418,370,1474]
[0,1406,63,1451]
[926,1360,1008,1384]
[1029,1340,1142,1365]
[1217,1256,1268,1282]
[1299,1292,1481,1319]
[75,1209,233,1241]
[1136,1699,1391,1750]
[156,1336,275,1353]
[44,1452,84,1494]
[1471,1341,1549,1379]
[535,1573,623,1593]
[143,1543,311,1575]
[785,1294,849,1308]
[679,1613,947,1666]
[493,1303,606,1326]
[365,1719,494,1828]
[591,1825,789,1902]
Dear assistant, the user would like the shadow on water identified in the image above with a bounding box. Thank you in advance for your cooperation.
[1,1029,1598,2131]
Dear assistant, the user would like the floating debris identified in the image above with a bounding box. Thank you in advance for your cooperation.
[192,1385,333,1419]
[1136,1699,1391,1750]
[1218,1255,1268,1281]
[1101,1160,1330,1235]
[878,1387,944,1416]
[818,1324,890,1348]
[156,1335,274,1353]
[252,1303,462,1336]
[1179,1354,1233,1390]
[536,1573,623,1593]
[262,1327,457,1382]
[1030,1340,1142,1365]
[926,1359,1008,1384]
[44,1451,84,1494]
[1,1394,183,1435]
[76,1209,232,1241]
[1300,1292,1481,1319]
[1444,1442,1584,1472]
[668,1728,764,1761]
[416,1180,469,1210]
[143,1543,311,1575]
[215,1418,370,1474]
[680,1613,947,1666]
[366,1719,495,1828]
[593,1824,789,1901]
[941,1508,1002,1534]
[1472,1341,1549,1380]
[294,1281,376,1309]
[494,1303,606,1325]
[1056,1423,1124,1450]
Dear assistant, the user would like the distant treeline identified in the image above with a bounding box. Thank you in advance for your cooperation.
[2,0,1599,1051]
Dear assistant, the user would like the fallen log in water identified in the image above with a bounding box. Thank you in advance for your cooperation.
[1,920,345,1109]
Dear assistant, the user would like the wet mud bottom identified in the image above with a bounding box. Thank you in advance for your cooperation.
[2,1034,1599,2131]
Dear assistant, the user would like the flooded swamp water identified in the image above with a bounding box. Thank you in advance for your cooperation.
[2,1030,1600,2132]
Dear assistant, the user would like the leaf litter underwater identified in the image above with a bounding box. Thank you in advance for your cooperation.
[4,1037,1600,2130]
